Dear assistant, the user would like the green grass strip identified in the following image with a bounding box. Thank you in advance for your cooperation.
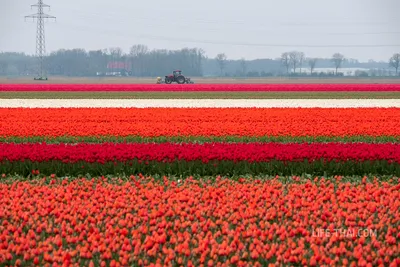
[1,91,400,99]
[0,135,399,144]
[1,174,397,184]
[1,159,399,177]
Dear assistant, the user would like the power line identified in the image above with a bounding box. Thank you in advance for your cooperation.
[68,15,400,36]
[136,33,400,48]
[56,23,400,48]
[65,6,400,27]
[25,0,56,80]
[64,11,400,35]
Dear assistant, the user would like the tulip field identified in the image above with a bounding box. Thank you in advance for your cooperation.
[1,83,400,99]
[2,83,400,91]
[0,83,399,266]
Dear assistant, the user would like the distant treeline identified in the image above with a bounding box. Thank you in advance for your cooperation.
[0,45,399,77]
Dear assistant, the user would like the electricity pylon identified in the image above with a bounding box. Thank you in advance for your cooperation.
[25,0,56,80]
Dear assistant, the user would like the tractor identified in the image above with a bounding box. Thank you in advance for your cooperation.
[156,70,194,84]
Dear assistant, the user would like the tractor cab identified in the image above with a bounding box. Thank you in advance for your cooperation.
[172,70,182,77]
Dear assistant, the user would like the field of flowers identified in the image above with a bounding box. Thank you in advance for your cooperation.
[0,83,399,266]
[1,83,400,91]
[2,83,399,100]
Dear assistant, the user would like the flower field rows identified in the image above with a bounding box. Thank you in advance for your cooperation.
[1,108,399,140]
[0,176,399,267]
[0,83,399,266]
[2,142,398,163]
[1,142,399,176]
[1,83,400,91]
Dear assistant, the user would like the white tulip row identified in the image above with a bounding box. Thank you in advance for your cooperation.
[0,99,399,108]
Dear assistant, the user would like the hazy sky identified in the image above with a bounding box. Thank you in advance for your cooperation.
[1,0,400,61]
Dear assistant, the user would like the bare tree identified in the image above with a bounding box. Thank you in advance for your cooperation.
[288,51,304,73]
[332,53,345,75]
[197,48,206,76]
[298,52,305,73]
[129,44,149,76]
[215,53,227,76]
[280,52,290,74]
[129,44,148,57]
[289,51,299,73]
[389,53,400,75]
[109,47,123,59]
[308,58,318,75]
[239,58,247,76]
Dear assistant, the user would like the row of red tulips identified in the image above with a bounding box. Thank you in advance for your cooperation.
[1,142,399,163]
[1,84,400,91]
[0,176,399,267]
[2,108,398,138]
[1,143,399,176]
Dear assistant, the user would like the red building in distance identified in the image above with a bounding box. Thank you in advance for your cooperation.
[107,61,132,71]
[97,61,132,76]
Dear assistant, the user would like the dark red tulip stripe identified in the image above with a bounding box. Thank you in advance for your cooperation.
[1,142,399,176]
[1,83,400,91]
[0,176,399,267]
[1,142,399,163]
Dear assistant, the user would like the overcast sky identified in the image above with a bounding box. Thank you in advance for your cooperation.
[1,0,400,61]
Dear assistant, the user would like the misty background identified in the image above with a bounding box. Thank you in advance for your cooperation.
[1,0,400,77]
